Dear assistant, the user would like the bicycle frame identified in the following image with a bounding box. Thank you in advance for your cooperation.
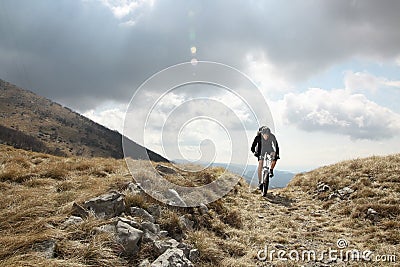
[261,153,272,196]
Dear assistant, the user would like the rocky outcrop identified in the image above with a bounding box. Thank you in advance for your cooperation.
[57,186,199,265]
[83,191,125,219]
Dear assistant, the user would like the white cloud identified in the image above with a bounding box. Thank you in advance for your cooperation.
[245,51,294,96]
[98,0,153,18]
[282,88,400,140]
[345,71,400,92]
[83,102,127,133]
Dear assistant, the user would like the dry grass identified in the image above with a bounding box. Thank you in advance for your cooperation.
[1,145,399,266]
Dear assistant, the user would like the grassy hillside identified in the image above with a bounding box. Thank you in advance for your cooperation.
[0,79,167,162]
[0,145,398,266]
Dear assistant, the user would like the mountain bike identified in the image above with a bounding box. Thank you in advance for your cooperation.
[261,153,272,197]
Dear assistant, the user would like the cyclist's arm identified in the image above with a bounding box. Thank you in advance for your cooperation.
[250,136,258,153]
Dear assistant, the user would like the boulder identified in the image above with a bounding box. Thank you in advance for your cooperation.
[83,191,125,219]
[71,202,89,219]
[130,207,155,223]
[141,221,160,234]
[115,220,143,256]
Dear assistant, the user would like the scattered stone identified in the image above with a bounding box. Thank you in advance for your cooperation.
[148,204,162,218]
[367,208,378,215]
[337,187,354,199]
[141,221,160,234]
[328,193,339,200]
[94,223,116,234]
[127,182,143,195]
[83,191,125,219]
[258,214,264,219]
[155,164,177,175]
[138,259,151,267]
[130,207,155,223]
[32,239,56,258]
[118,216,142,230]
[151,248,193,267]
[61,215,83,229]
[177,242,192,258]
[198,203,208,215]
[179,215,194,231]
[153,238,180,255]
[165,189,186,207]
[316,182,330,192]
[71,202,89,219]
[115,220,143,256]
[159,230,169,237]
[188,249,200,262]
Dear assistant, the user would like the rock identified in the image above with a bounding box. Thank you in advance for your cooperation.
[165,189,186,207]
[317,182,330,192]
[83,191,125,219]
[275,244,286,250]
[139,259,151,267]
[155,164,177,175]
[177,242,192,258]
[159,230,169,237]
[148,205,162,218]
[337,187,354,199]
[328,193,339,200]
[115,220,143,256]
[118,216,142,229]
[131,207,155,223]
[198,203,208,215]
[179,215,194,231]
[94,223,116,234]
[141,221,160,234]
[151,248,193,267]
[71,202,89,219]
[153,238,180,255]
[142,230,160,244]
[127,182,143,195]
[32,239,56,258]
[188,249,200,262]
[61,215,83,229]
[367,208,378,215]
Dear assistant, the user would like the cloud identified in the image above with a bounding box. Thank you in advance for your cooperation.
[282,88,400,140]
[345,71,400,92]
[1,0,400,112]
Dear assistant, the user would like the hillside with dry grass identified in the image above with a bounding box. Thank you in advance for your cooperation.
[0,79,167,162]
[0,144,399,266]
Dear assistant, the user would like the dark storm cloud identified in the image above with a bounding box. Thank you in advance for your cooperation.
[1,0,400,111]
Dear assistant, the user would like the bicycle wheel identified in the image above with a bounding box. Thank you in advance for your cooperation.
[262,169,269,197]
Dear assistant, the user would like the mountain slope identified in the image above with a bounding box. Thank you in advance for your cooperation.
[0,79,167,162]
[1,145,398,266]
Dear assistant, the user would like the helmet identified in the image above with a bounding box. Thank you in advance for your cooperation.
[261,127,271,135]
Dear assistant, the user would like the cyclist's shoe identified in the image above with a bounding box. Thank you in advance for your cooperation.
[269,169,274,178]
[258,183,262,191]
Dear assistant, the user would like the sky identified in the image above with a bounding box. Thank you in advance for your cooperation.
[1,0,400,172]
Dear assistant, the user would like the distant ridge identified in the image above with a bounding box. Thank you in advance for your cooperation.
[0,79,168,162]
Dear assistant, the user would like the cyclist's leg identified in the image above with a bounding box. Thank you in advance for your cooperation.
[258,158,263,184]
[270,160,277,177]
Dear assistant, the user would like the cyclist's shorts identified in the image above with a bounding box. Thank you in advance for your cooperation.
[258,154,280,161]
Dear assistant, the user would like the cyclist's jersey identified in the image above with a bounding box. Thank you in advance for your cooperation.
[260,133,279,158]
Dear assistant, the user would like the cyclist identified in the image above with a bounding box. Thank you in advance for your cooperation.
[251,126,280,189]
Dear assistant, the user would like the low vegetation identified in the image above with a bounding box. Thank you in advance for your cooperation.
[0,144,399,266]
